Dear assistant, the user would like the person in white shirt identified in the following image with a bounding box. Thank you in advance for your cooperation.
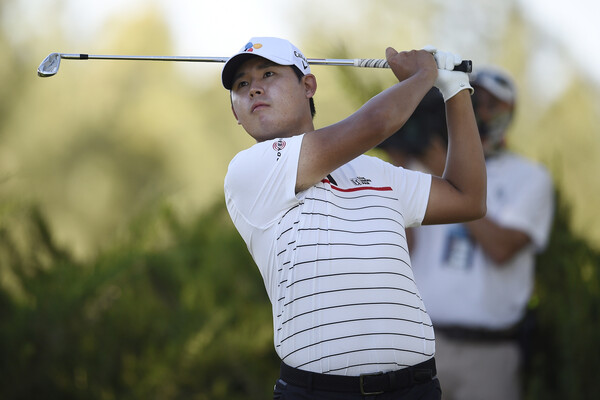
[221,37,486,399]
[381,67,554,400]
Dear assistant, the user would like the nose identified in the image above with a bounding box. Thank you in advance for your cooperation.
[249,82,263,97]
[250,88,262,97]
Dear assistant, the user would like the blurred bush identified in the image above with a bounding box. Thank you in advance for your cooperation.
[0,200,279,400]
[524,193,600,400]
[1,192,599,399]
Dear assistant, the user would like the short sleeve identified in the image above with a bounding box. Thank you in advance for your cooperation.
[378,159,432,228]
[224,135,304,241]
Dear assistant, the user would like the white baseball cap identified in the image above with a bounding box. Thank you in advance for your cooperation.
[470,66,516,104]
[221,37,311,90]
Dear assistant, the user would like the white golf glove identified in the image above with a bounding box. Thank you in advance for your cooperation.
[423,45,473,102]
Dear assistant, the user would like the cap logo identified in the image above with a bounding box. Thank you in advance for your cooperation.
[294,50,308,69]
[243,42,263,53]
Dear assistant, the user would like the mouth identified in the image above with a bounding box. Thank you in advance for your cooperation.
[251,102,269,113]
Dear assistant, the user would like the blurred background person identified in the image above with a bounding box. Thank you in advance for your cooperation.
[378,67,555,400]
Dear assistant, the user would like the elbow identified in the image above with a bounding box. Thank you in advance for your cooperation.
[489,250,514,265]
[472,188,487,219]
[463,197,487,221]
[475,201,487,220]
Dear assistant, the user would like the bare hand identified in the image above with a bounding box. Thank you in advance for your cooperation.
[385,47,437,84]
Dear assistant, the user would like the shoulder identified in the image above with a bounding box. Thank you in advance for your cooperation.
[227,136,304,180]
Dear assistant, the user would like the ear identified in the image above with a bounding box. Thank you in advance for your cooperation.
[302,74,317,99]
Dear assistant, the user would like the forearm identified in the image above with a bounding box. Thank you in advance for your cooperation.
[351,70,436,145]
[466,217,532,264]
[297,70,435,191]
[313,47,438,158]
[443,91,487,217]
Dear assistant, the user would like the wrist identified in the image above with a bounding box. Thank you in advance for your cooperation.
[410,68,437,90]
[436,71,473,102]
[445,88,471,104]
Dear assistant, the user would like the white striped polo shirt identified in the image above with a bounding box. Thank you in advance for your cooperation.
[224,134,434,376]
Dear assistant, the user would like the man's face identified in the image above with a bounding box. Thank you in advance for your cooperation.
[230,57,315,142]
[472,87,513,155]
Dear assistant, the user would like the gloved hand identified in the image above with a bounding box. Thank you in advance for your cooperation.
[423,45,473,102]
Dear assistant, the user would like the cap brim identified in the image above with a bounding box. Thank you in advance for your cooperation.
[222,53,260,90]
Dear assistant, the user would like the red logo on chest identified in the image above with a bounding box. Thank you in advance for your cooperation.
[273,140,286,151]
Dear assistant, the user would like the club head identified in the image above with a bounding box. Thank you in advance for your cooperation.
[37,53,61,77]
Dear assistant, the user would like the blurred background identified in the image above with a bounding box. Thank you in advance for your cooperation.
[1,0,599,399]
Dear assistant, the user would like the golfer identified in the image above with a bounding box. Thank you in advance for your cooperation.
[221,37,486,399]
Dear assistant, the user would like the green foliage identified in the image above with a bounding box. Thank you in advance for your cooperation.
[524,193,600,400]
[1,192,599,399]
[1,8,239,259]
[0,201,279,400]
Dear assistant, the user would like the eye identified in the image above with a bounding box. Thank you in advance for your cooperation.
[264,71,275,78]
[236,80,249,89]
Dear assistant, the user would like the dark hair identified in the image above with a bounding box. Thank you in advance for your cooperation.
[378,88,446,156]
[291,66,316,119]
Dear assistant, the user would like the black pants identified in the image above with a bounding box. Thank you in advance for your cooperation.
[273,377,442,400]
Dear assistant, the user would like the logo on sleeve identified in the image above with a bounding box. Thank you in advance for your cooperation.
[273,139,286,160]
[272,140,286,151]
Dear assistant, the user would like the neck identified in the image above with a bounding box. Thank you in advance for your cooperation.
[252,120,315,143]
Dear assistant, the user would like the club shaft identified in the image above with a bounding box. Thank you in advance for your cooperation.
[38,52,472,77]
[59,53,230,63]
[57,53,365,66]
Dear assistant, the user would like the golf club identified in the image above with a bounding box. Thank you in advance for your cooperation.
[37,52,472,77]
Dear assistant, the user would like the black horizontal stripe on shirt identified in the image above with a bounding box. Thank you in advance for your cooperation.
[291,241,409,260]
[277,301,427,323]
[283,270,414,290]
[281,286,418,308]
[314,185,399,202]
[281,332,435,361]
[278,242,410,277]
[276,225,295,241]
[294,227,407,240]
[279,203,301,222]
[289,256,411,271]
[295,347,435,370]
[276,240,297,257]
[278,316,434,343]
[295,242,405,249]
[303,196,404,218]
[300,211,403,227]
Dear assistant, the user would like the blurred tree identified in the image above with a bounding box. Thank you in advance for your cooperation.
[524,193,600,400]
[1,7,239,259]
[0,201,279,400]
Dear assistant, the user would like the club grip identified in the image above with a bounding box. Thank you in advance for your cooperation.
[454,60,472,73]
[356,58,472,73]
